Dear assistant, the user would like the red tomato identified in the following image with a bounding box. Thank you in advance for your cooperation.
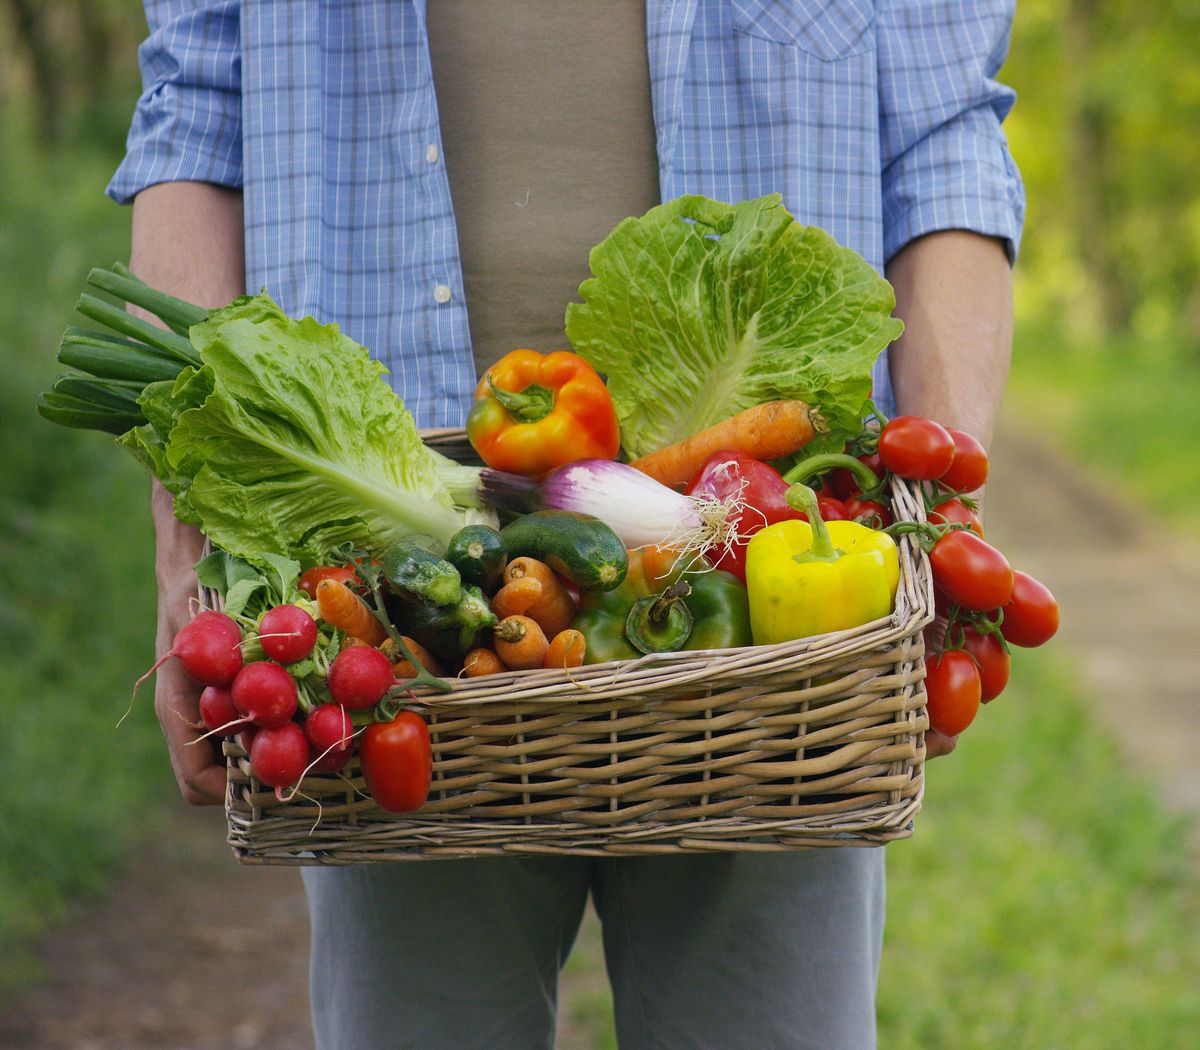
[960,628,1011,703]
[941,429,989,492]
[877,416,955,480]
[817,494,848,521]
[1000,571,1060,648]
[298,565,359,599]
[929,531,1014,611]
[924,650,981,736]
[360,711,433,813]
[843,494,892,528]
[929,497,984,538]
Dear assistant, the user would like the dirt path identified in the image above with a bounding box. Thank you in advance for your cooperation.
[986,411,1200,818]
[3,417,1196,1048]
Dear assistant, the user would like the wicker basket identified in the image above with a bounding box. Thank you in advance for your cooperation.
[215,430,934,863]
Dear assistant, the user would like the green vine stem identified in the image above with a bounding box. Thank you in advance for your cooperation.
[783,451,884,497]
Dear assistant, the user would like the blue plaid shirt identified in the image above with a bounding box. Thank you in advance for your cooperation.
[109,0,1024,427]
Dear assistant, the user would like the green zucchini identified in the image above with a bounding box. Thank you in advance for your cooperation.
[445,525,507,593]
[380,537,463,606]
[500,511,627,591]
[387,585,497,661]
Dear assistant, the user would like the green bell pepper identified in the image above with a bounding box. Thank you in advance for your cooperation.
[572,547,752,664]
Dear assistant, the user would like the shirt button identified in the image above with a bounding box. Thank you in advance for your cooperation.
[433,283,452,304]
[426,143,439,163]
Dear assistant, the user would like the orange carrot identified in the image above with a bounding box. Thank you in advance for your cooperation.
[493,615,550,670]
[382,635,444,678]
[343,635,372,648]
[491,576,543,619]
[503,557,576,636]
[462,647,505,677]
[316,578,388,646]
[630,400,817,489]
[543,629,586,670]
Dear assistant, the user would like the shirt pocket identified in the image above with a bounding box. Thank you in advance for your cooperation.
[731,0,875,61]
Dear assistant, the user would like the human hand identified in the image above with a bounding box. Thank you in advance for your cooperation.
[924,728,957,760]
[152,484,226,805]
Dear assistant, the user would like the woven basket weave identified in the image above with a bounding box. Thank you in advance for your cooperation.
[215,430,934,863]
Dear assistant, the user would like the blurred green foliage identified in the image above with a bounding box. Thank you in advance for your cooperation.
[0,2,173,990]
[1006,0,1200,347]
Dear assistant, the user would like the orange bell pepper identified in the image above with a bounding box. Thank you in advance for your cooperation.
[466,349,621,474]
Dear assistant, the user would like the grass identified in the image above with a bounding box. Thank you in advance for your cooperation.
[1007,324,1200,535]
[879,650,1200,1048]
[556,651,1200,1048]
[0,123,172,992]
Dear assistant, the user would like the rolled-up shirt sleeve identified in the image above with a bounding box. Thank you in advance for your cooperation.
[878,1,1026,265]
[107,1,242,204]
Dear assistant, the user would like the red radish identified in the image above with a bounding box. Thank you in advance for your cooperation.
[238,725,259,754]
[249,722,309,788]
[258,604,319,664]
[310,742,352,774]
[305,704,354,759]
[134,611,243,693]
[198,685,252,737]
[327,646,394,710]
[231,661,298,727]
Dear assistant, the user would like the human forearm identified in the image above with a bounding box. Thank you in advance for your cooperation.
[885,230,1012,449]
[885,230,1012,758]
[134,181,244,595]
[130,181,245,307]
[132,181,244,803]
[133,181,244,548]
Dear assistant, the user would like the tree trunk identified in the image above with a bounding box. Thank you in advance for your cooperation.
[1066,0,1136,333]
[6,0,64,147]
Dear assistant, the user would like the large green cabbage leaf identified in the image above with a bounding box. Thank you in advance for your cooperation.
[120,294,464,564]
[564,194,903,458]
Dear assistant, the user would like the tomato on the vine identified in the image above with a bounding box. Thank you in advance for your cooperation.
[999,571,1060,648]
[844,494,892,528]
[929,530,1013,611]
[941,429,989,492]
[960,627,1010,703]
[877,416,955,480]
[929,497,984,538]
[924,649,981,736]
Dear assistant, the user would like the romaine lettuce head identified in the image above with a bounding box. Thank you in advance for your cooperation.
[138,294,464,564]
[565,194,903,458]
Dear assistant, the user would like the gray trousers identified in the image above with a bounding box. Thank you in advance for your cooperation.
[302,849,884,1050]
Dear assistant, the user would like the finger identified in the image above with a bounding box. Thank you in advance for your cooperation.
[155,663,227,806]
[925,729,958,760]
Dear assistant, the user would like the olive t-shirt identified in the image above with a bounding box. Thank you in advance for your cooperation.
[426,0,661,378]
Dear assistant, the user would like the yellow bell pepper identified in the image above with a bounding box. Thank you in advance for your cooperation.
[745,485,900,645]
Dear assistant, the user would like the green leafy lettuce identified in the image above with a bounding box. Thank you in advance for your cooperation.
[119,294,464,564]
[564,194,904,457]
